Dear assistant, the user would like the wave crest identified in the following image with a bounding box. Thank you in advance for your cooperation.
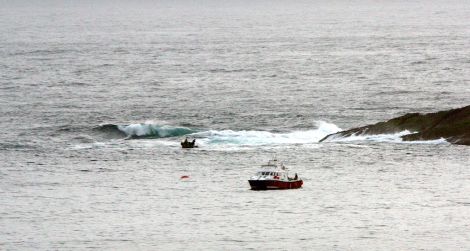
[95,123,194,138]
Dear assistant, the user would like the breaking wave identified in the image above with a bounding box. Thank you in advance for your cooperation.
[95,123,195,138]
[323,130,449,144]
[93,121,341,145]
[92,121,446,146]
[193,121,341,145]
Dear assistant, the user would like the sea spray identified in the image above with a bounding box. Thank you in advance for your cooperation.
[94,123,195,138]
[193,121,341,145]
[117,124,194,138]
[323,130,449,144]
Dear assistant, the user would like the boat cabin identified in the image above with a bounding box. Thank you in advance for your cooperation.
[255,171,289,180]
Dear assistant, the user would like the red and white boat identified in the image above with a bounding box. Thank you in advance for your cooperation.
[248,158,303,190]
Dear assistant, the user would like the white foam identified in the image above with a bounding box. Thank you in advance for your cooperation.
[325,130,449,145]
[117,123,192,137]
[118,124,149,137]
[194,121,341,146]
[326,130,413,143]
[401,137,449,145]
[69,142,109,150]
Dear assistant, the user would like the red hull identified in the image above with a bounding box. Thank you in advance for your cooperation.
[249,179,303,190]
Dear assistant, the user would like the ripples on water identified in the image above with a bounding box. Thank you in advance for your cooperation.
[1,0,470,250]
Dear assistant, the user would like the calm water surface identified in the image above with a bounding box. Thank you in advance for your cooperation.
[1,0,470,250]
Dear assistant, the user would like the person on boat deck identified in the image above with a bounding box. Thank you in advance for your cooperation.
[192,139,196,144]
[294,173,298,180]
[184,137,188,144]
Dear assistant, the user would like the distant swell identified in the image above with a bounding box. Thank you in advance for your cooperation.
[0,142,38,151]
[95,123,195,138]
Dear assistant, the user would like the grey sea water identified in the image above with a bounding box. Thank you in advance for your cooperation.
[1,0,470,250]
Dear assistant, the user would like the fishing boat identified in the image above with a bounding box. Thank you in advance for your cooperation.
[181,137,197,148]
[248,158,303,190]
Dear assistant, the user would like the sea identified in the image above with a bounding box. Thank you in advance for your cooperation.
[1,0,470,250]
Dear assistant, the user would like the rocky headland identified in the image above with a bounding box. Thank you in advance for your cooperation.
[320,105,470,145]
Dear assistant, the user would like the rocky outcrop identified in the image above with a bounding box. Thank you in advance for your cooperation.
[320,105,470,145]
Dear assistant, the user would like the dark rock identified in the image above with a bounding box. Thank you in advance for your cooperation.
[320,105,470,145]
